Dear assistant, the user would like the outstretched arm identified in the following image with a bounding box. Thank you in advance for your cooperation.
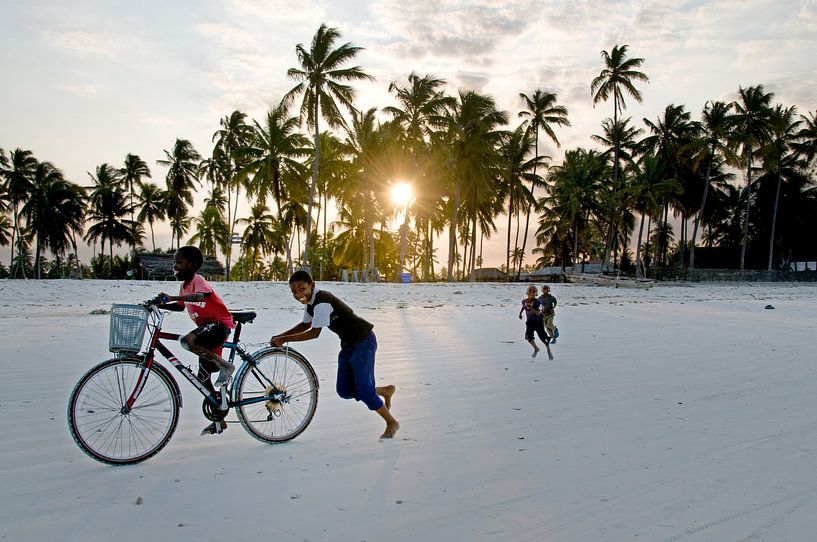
[156,292,186,311]
[271,322,320,346]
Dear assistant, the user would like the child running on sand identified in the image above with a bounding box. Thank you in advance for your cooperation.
[518,285,553,360]
[538,284,558,344]
[270,271,399,439]
[157,246,236,435]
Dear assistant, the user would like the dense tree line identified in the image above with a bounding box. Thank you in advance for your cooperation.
[2,26,815,281]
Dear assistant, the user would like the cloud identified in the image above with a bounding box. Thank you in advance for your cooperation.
[371,0,540,62]
[137,112,176,127]
[227,0,326,26]
[454,72,491,92]
[59,82,104,95]
[41,30,125,59]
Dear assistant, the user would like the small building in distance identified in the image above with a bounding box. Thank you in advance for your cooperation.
[136,252,225,280]
[525,266,565,282]
[470,267,507,282]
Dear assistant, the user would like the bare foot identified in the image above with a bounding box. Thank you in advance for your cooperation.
[377,384,396,410]
[532,347,539,358]
[380,421,400,439]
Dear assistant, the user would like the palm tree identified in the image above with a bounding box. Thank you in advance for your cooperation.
[591,117,643,171]
[793,110,817,165]
[496,124,547,278]
[592,116,644,268]
[5,149,37,277]
[731,85,774,270]
[239,103,309,275]
[332,196,371,270]
[281,199,309,265]
[136,182,166,251]
[157,139,201,249]
[641,104,696,274]
[517,89,570,270]
[385,72,454,149]
[760,104,801,271]
[22,161,85,278]
[623,155,677,278]
[443,90,507,281]
[120,154,151,253]
[85,164,134,277]
[688,100,736,270]
[237,203,280,279]
[283,23,373,268]
[189,204,229,259]
[385,74,454,281]
[212,111,253,279]
[0,148,9,251]
[540,148,609,269]
[341,108,399,278]
[591,44,649,266]
[310,130,352,279]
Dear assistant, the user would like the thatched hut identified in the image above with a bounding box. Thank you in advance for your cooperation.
[136,252,225,280]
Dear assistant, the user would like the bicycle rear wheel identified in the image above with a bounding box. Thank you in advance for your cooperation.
[234,347,318,443]
[68,357,180,465]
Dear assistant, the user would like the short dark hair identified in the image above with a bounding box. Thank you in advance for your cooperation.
[176,245,203,270]
[289,270,313,284]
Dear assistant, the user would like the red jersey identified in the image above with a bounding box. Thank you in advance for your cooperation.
[179,274,235,329]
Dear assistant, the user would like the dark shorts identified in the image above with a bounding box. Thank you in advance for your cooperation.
[525,319,548,342]
[189,322,231,373]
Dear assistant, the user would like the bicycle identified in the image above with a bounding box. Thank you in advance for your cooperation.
[68,297,319,465]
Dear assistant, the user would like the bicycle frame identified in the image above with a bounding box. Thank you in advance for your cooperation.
[123,305,271,412]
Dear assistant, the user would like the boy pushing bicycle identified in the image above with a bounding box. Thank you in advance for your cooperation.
[158,245,235,435]
[270,270,399,440]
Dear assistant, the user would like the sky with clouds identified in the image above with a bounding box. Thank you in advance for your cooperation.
[2,0,816,269]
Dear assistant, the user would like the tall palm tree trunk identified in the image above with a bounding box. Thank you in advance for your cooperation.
[740,150,753,270]
[505,199,513,282]
[11,203,25,279]
[447,185,461,282]
[469,215,477,281]
[635,213,645,279]
[767,164,783,271]
[321,191,327,280]
[573,217,580,270]
[513,209,522,278]
[304,107,320,270]
[603,88,621,271]
[518,131,539,279]
[690,147,714,271]
[644,215,653,277]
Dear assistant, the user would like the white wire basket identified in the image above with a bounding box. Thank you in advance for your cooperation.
[109,304,149,353]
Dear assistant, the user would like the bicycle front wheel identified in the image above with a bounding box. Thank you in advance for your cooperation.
[235,347,318,443]
[68,357,180,465]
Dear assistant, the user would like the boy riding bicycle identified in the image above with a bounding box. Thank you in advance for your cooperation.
[158,245,235,435]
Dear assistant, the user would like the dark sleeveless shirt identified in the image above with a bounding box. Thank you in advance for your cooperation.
[305,290,373,347]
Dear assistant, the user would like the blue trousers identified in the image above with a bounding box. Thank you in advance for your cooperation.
[337,332,383,410]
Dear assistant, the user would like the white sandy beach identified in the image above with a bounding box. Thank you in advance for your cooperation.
[0,279,815,541]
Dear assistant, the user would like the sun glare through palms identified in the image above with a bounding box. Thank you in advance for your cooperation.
[390,182,413,207]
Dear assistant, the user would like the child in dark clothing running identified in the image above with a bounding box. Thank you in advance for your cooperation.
[270,271,399,439]
[157,246,236,435]
[518,285,553,360]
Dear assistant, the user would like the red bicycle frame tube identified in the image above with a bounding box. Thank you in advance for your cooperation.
[124,328,181,410]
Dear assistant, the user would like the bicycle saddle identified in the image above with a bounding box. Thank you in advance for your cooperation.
[231,311,257,324]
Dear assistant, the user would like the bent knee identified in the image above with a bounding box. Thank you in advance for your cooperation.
[180,334,197,351]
